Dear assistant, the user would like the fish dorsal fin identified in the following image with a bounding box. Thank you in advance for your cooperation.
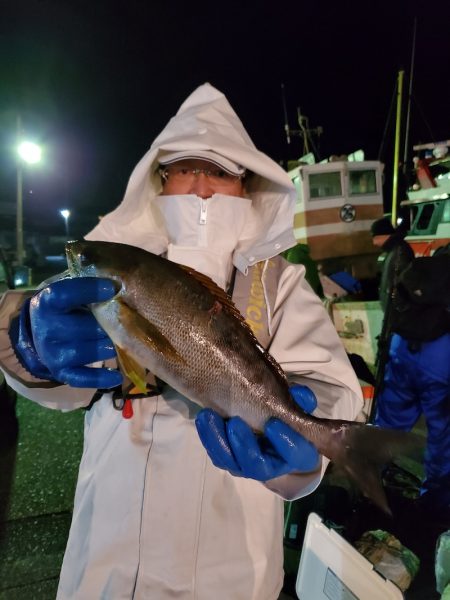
[178,264,245,322]
[178,264,287,383]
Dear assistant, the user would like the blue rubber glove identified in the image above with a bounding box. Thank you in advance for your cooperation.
[195,384,320,480]
[12,277,123,389]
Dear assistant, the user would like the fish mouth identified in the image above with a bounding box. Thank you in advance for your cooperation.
[65,240,83,276]
[64,240,123,296]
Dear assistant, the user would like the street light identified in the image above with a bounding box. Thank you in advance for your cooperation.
[18,141,42,164]
[16,117,42,266]
[60,209,71,238]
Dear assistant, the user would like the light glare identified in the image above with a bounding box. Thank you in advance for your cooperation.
[18,141,42,164]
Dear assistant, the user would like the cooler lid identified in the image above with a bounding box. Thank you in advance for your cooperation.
[296,512,404,600]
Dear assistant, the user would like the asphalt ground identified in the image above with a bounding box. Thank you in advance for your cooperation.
[0,387,83,599]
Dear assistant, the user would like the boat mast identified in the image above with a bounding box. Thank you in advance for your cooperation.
[391,70,404,227]
[402,18,418,175]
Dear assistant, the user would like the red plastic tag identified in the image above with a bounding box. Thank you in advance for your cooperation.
[122,398,134,419]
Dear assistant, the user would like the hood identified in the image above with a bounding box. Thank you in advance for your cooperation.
[85,83,297,272]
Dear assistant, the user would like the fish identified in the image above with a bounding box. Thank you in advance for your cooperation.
[65,239,421,513]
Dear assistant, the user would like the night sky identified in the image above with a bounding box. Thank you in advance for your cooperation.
[1,0,449,239]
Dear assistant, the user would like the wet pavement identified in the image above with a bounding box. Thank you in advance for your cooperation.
[0,387,83,599]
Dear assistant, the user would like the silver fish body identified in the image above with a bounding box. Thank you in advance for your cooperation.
[66,240,420,512]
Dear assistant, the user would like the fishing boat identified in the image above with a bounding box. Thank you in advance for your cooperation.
[288,152,384,281]
[402,140,450,255]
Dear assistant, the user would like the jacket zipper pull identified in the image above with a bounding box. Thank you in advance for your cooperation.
[122,397,134,419]
[199,200,208,225]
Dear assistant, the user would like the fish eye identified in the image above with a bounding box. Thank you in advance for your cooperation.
[79,252,92,267]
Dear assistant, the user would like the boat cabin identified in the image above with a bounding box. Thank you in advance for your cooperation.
[402,140,450,255]
[288,154,384,277]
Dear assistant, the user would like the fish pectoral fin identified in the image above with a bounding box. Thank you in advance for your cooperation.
[116,346,148,394]
[117,297,185,364]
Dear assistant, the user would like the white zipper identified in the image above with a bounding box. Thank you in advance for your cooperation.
[199,199,208,246]
[199,199,208,225]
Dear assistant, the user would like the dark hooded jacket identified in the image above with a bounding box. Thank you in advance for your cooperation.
[392,248,450,341]
[378,231,414,312]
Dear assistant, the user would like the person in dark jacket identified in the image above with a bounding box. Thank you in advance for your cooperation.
[370,217,414,416]
[370,217,414,311]
[372,221,450,518]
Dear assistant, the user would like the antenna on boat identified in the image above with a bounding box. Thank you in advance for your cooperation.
[280,83,323,159]
[403,17,418,177]
[298,109,323,159]
[281,83,291,144]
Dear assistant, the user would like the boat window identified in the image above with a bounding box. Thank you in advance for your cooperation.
[409,200,448,235]
[416,203,436,230]
[409,205,419,226]
[430,159,450,180]
[443,199,450,222]
[309,172,342,199]
[349,170,377,195]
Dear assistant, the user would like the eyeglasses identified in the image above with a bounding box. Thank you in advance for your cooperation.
[159,166,245,187]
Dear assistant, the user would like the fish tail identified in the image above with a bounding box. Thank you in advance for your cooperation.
[325,423,423,515]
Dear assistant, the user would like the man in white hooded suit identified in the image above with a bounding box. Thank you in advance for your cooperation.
[0,84,362,599]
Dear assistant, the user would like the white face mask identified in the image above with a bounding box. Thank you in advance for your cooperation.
[153,194,252,289]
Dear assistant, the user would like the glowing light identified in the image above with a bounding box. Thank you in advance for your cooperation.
[60,209,71,237]
[17,141,42,164]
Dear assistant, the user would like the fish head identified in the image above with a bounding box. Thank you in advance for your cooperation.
[65,240,138,290]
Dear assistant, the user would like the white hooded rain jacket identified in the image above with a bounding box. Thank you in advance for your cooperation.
[0,83,362,599]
